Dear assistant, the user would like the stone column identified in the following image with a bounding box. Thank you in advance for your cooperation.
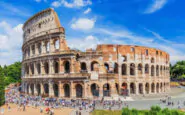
[127,64,130,77]
[143,83,145,95]
[149,66,151,78]
[49,60,54,74]
[99,84,103,97]
[49,82,54,97]
[111,82,117,97]
[135,82,139,95]
[42,41,46,54]
[41,61,45,75]
[59,81,64,97]
[35,43,38,55]
[34,62,37,75]
[70,58,75,73]
[127,82,130,96]
[40,83,44,96]
[84,82,87,98]
[30,45,32,56]
[70,81,75,98]
[50,39,55,52]
[34,84,37,95]
[142,66,145,77]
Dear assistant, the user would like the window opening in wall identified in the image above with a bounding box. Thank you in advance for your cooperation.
[131,47,135,52]
[55,39,59,50]
[145,49,148,56]
[38,23,41,28]
[46,42,50,52]
[156,51,158,55]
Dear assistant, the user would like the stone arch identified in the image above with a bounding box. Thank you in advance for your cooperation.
[36,63,41,74]
[54,39,59,50]
[160,83,163,92]
[151,65,154,76]
[103,83,111,97]
[138,63,142,75]
[44,83,49,96]
[151,83,155,93]
[54,60,59,73]
[115,83,119,94]
[151,57,155,63]
[81,62,87,72]
[130,83,136,94]
[36,84,41,96]
[53,83,59,97]
[122,64,127,75]
[44,61,49,74]
[27,84,29,94]
[91,83,99,97]
[145,64,149,74]
[156,83,159,93]
[76,84,83,98]
[121,83,128,96]
[30,63,34,75]
[91,61,99,71]
[139,83,143,94]
[114,63,118,73]
[130,63,135,75]
[156,65,159,76]
[64,60,70,73]
[145,83,149,94]
[30,83,34,95]
[63,84,70,97]
[104,63,109,72]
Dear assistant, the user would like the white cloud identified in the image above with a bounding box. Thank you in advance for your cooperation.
[35,0,41,2]
[84,8,91,14]
[51,0,92,8]
[51,1,61,7]
[144,0,167,14]
[0,21,23,65]
[71,18,95,30]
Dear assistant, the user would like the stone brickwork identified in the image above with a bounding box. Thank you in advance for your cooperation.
[21,8,170,99]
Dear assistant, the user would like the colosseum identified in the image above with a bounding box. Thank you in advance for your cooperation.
[21,8,170,99]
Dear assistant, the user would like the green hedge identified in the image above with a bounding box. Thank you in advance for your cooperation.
[92,106,185,115]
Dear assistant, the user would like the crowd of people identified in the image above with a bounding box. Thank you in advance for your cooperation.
[2,86,185,115]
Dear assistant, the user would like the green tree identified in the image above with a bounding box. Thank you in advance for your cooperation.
[0,66,5,106]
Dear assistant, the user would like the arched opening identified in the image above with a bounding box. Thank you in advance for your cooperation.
[151,83,155,93]
[114,63,118,73]
[81,62,87,72]
[91,83,99,97]
[27,84,29,94]
[36,63,41,74]
[151,57,155,63]
[156,65,159,76]
[130,63,135,75]
[130,83,136,94]
[53,84,59,97]
[46,41,50,52]
[36,84,41,96]
[44,62,49,74]
[104,63,109,72]
[139,83,143,94]
[160,66,162,75]
[156,83,159,93]
[121,83,128,96]
[160,83,163,92]
[31,63,34,75]
[44,84,49,96]
[63,84,70,97]
[91,61,99,71]
[31,45,35,55]
[103,83,111,97]
[115,83,119,94]
[54,60,59,73]
[64,61,70,73]
[30,84,34,95]
[151,65,154,76]
[54,39,59,50]
[122,64,127,75]
[138,63,142,75]
[76,84,83,98]
[26,65,29,75]
[145,64,149,74]
[38,43,42,54]
[145,83,149,94]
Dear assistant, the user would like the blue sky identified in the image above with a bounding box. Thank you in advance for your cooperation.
[0,0,185,65]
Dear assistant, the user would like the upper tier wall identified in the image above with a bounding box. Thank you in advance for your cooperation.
[23,8,62,43]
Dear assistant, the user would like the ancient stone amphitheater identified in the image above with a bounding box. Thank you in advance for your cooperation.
[21,8,170,99]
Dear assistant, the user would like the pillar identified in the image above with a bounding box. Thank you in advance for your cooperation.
[40,83,44,96]
[49,60,54,74]
[49,82,54,97]
[59,81,64,97]
[70,81,75,98]
[42,41,46,54]
[34,84,37,95]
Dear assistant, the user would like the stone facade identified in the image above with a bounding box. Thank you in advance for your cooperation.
[21,8,170,99]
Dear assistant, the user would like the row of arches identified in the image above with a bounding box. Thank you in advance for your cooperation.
[25,82,169,98]
[24,60,169,77]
